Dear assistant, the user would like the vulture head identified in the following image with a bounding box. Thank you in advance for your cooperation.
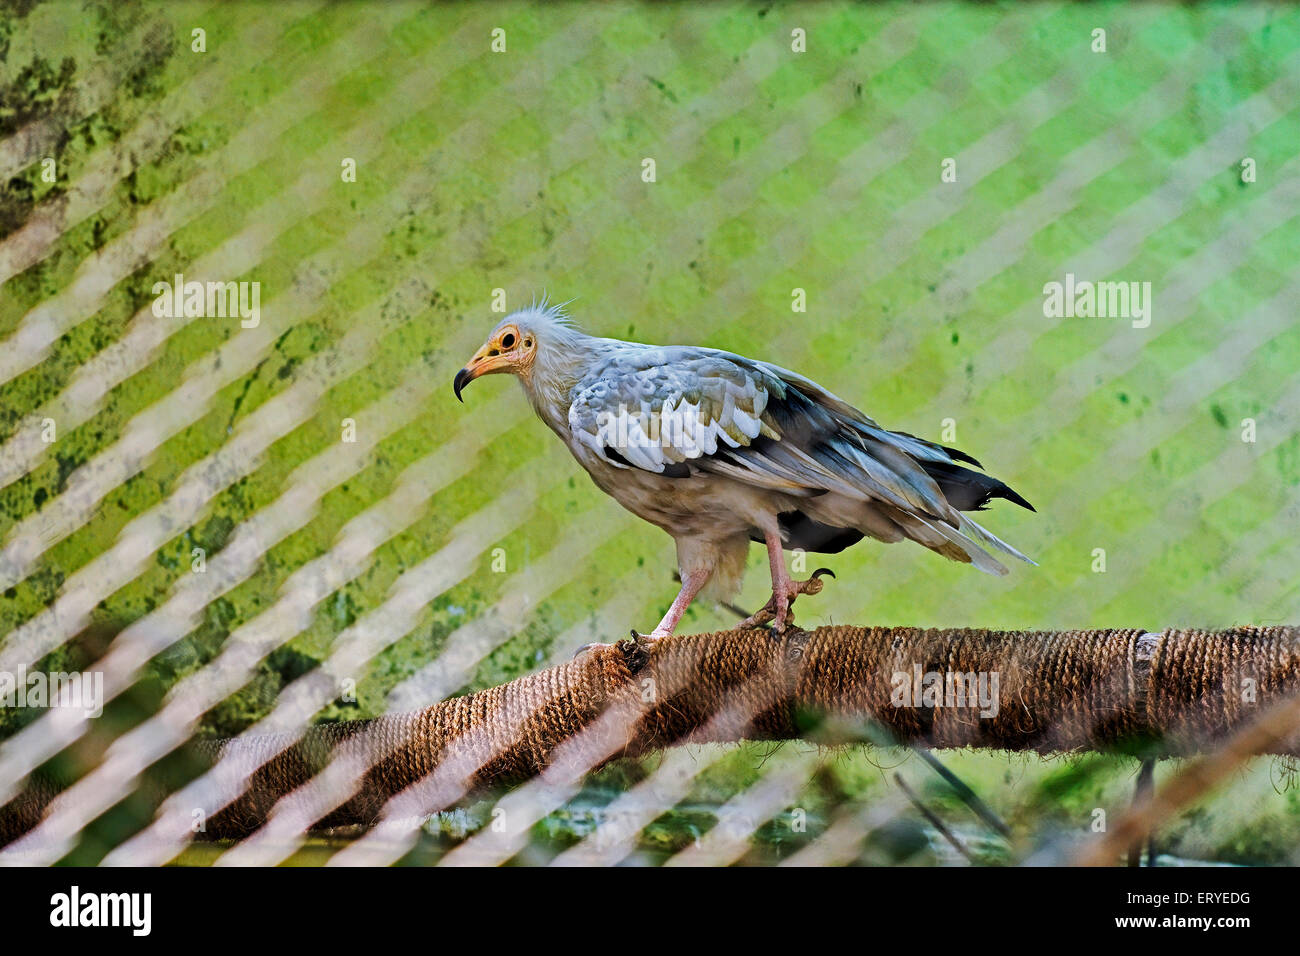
[454,298,588,404]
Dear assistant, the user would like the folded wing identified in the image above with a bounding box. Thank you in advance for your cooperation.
[567,346,1033,574]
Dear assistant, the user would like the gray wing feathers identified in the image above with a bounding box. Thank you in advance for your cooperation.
[568,351,774,472]
[566,345,1031,574]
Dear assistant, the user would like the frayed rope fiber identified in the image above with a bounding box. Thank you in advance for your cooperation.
[4,625,1299,842]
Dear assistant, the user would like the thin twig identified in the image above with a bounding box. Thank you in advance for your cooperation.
[1127,758,1156,867]
[912,746,1012,839]
[895,773,972,863]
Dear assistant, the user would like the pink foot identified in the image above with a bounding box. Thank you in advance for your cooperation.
[734,568,835,632]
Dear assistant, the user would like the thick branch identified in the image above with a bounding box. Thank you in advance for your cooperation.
[206,623,1300,836]
[4,624,1297,844]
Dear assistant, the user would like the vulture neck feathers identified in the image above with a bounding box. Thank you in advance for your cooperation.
[512,306,612,431]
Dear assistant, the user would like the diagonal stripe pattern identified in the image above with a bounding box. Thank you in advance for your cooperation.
[1,0,1298,866]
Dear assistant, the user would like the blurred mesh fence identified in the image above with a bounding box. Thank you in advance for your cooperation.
[1,0,1299,866]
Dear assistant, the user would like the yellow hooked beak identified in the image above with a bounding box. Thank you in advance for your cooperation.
[453,344,513,402]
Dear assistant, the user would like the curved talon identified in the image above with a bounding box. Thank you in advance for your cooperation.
[795,568,835,596]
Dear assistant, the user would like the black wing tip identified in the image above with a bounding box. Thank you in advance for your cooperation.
[892,430,984,469]
[940,444,983,469]
[997,485,1036,512]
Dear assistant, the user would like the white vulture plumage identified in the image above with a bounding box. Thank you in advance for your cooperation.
[454,300,1034,646]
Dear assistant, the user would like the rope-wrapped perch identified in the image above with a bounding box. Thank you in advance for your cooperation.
[3,625,1298,842]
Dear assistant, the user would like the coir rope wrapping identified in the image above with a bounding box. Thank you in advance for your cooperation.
[2,625,1298,842]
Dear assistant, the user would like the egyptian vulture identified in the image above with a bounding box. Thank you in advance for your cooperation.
[454,301,1033,643]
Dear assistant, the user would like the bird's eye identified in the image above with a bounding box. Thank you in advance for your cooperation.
[501,332,516,349]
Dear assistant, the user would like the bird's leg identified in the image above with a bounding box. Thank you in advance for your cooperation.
[642,567,712,639]
[735,530,788,630]
[735,526,834,632]
[574,567,711,657]
[771,530,799,630]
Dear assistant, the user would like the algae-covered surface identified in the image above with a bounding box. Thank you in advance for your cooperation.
[1,1,1299,864]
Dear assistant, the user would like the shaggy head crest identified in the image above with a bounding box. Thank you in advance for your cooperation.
[497,293,580,338]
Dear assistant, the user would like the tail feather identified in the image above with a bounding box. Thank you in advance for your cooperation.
[928,518,1011,577]
[958,513,1036,566]
[882,507,1011,576]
